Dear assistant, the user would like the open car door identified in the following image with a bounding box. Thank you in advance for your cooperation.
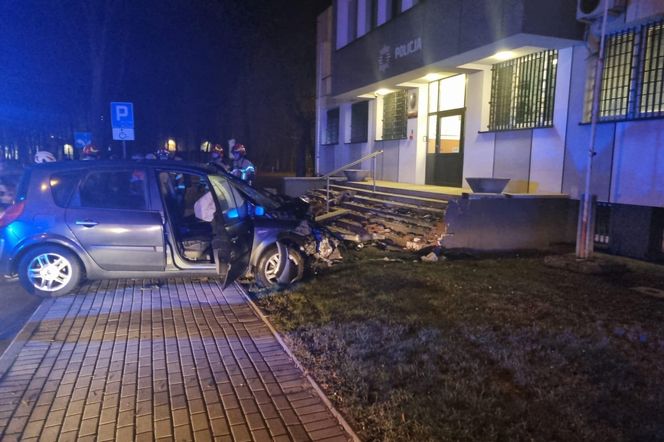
[207,175,253,287]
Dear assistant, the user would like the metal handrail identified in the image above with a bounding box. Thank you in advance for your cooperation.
[322,150,384,212]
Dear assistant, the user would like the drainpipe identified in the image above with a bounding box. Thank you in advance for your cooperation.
[577,0,609,260]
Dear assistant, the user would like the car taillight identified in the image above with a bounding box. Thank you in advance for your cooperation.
[0,201,25,228]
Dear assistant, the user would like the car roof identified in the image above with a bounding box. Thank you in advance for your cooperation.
[28,160,216,175]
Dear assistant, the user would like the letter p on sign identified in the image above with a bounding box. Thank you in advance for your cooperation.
[116,105,129,119]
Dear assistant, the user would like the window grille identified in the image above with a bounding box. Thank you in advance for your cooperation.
[592,18,664,122]
[382,91,407,140]
[599,31,635,119]
[639,21,664,117]
[350,101,369,143]
[325,108,339,145]
[488,50,558,131]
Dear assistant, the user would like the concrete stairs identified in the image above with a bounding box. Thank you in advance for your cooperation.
[309,180,453,251]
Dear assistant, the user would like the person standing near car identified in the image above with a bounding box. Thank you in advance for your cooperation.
[230,143,255,185]
[210,144,228,171]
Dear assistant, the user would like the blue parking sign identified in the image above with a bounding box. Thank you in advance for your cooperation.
[110,102,135,141]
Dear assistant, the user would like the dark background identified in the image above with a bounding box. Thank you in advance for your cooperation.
[0,0,331,174]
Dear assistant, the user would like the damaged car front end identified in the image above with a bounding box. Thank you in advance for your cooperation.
[225,174,342,288]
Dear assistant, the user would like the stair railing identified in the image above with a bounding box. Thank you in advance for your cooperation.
[320,150,384,213]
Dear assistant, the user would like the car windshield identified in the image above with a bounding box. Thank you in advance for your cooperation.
[221,173,282,210]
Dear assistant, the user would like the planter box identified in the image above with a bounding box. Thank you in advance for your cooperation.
[344,169,370,181]
[465,177,510,193]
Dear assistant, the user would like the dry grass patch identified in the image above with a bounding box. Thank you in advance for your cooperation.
[252,249,664,441]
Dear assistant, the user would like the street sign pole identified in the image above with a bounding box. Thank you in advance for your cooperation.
[110,102,135,159]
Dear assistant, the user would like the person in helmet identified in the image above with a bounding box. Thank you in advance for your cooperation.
[210,143,228,171]
[230,143,255,185]
[34,151,56,164]
[81,144,99,160]
[156,148,170,160]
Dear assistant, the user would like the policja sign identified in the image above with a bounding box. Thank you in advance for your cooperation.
[110,102,135,141]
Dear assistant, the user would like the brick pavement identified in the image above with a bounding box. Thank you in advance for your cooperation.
[0,279,354,441]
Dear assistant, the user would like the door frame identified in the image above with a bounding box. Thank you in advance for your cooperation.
[425,107,465,187]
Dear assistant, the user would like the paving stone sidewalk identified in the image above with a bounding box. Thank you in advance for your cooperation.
[0,279,354,441]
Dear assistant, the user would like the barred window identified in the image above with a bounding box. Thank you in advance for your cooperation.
[382,91,407,140]
[350,101,369,143]
[324,108,339,145]
[488,50,558,131]
[599,31,635,119]
[639,22,664,117]
[592,18,664,121]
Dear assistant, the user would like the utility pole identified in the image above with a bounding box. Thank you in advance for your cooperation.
[577,1,610,259]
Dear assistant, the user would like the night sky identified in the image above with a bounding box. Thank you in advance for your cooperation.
[0,0,331,171]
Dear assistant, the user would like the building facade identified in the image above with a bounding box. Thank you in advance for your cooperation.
[316,0,664,259]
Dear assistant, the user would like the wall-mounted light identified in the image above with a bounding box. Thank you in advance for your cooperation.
[423,73,444,82]
[166,138,177,152]
[494,51,515,61]
[200,141,211,152]
[375,88,394,96]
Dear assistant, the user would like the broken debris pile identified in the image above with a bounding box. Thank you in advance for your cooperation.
[306,184,448,253]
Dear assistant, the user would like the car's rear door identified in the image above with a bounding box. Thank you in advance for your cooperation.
[65,167,166,271]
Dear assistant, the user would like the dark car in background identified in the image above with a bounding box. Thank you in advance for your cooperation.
[0,161,337,297]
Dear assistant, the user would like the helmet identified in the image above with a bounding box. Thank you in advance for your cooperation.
[211,144,224,159]
[232,143,246,156]
[156,148,170,160]
[82,145,99,159]
[34,151,56,163]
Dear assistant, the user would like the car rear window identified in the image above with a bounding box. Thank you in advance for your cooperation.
[77,169,147,210]
[50,171,82,207]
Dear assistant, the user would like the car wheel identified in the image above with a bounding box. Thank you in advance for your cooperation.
[256,245,304,288]
[18,246,82,297]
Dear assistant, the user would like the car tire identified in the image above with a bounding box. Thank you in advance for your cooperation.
[18,245,82,298]
[255,245,305,289]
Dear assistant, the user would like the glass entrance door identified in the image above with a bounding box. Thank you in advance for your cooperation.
[425,110,464,186]
[425,74,466,187]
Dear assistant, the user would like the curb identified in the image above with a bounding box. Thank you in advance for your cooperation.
[236,282,361,442]
[0,297,54,382]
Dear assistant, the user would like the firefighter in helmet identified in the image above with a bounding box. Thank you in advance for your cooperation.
[230,143,255,185]
[81,145,99,160]
[210,144,228,171]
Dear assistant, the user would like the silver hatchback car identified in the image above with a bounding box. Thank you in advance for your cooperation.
[0,160,334,297]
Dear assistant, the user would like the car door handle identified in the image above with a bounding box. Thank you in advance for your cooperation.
[75,220,99,228]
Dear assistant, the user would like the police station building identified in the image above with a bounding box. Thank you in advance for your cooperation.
[315,0,664,259]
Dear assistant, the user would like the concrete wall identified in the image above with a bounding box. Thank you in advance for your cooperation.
[441,197,578,251]
[528,47,573,193]
[463,70,495,188]
[562,45,664,208]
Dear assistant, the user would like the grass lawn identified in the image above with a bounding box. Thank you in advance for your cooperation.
[252,248,664,441]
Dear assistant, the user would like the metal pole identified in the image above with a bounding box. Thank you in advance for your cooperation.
[326,176,330,213]
[122,140,127,159]
[578,2,610,259]
[372,156,376,192]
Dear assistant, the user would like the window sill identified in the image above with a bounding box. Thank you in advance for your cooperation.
[478,125,554,134]
[578,114,664,125]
